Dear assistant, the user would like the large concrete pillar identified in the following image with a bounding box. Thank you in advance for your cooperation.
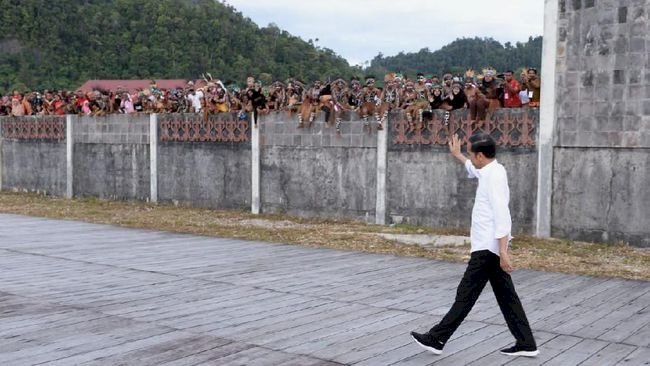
[535,0,559,237]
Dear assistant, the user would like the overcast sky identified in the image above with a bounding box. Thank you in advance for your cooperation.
[225,0,545,66]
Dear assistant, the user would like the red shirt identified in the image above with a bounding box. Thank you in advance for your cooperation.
[75,97,87,108]
[53,100,65,115]
[503,79,522,108]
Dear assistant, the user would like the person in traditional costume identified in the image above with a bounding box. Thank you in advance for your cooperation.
[410,72,431,123]
[400,80,419,123]
[344,77,363,112]
[359,75,380,128]
[268,81,286,111]
[377,73,400,130]
[466,68,498,121]
[464,69,484,119]
[298,80,323,127]
[248,80,267,126]
[325,78,347,132]
[213,80,229,113]
[285,79,304,113]
[318,79,334,124]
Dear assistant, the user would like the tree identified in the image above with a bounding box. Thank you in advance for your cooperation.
[0,0,354,93]
[365,37,543,78]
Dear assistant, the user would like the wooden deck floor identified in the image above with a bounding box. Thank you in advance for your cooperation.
[0,213,648,365]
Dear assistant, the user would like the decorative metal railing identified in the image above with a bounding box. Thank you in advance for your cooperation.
[1,116,66,141]
[159,114,249,142]
[392,110,537,147]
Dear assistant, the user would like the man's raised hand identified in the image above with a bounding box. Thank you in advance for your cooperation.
[449,134,461,156]
[448,134,468,164]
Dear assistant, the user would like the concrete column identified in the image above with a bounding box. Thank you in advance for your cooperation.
[251,122,261,214]
[536,0,559,237]
[375,124,388,225]
[65,115,74,199]
[149,114,158,203]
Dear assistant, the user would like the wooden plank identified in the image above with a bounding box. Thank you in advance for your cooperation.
[307,316,437,360]
[575,288,650,340]
[503,334,582,365]
[277,312,424,354]
[1,214,649,366]
[624,323,650,348]
[543,339,610,366]
[616,346,650,366]
[250,308,395,346]
[579,343,638,366]
[79,335,232,366]
[466,330,558,366]
[353,342,427,366]
[432,329,514,365]
[156,341,255,366]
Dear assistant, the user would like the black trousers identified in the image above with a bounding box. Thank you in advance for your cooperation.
[429,250,536,348]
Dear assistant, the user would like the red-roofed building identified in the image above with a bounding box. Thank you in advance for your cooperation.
[77,79,190,93]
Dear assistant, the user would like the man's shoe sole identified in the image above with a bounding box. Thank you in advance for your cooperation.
[500,350,539,357]
[411,335,442,355]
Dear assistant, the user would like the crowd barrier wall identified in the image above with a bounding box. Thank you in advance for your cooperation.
[1,108,646,247]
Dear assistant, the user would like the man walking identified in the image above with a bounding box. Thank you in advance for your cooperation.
[411,133,538,358]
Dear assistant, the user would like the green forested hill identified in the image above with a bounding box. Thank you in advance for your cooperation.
[0,0,355,92]
[0,1,543,93]
[366,36,543,77]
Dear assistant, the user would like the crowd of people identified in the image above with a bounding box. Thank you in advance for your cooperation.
[0,68,540,132]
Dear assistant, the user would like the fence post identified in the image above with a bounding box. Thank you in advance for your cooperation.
[536,0,559,238]
[375,121,388,225]
[66,115,74,199]
[251,121,261,214]
[149,114,158,203]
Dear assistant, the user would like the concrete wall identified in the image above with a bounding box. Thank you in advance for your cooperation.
[260,112,377,219]
[158,143,251,209]
[552,148,649,246]
[72,115,151,200]
[1,140,66,196]
[555,0,650,148]
[386,108,538,233]
[73,143,150,200]
[1,98,646,246]
[387,149,537,233]
[553,0,650,246]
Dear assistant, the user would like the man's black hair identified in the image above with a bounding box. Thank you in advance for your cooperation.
[505,70,514,74]
[468,132,496,158]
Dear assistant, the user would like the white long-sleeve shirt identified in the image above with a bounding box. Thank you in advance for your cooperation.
[465,159,512,256]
